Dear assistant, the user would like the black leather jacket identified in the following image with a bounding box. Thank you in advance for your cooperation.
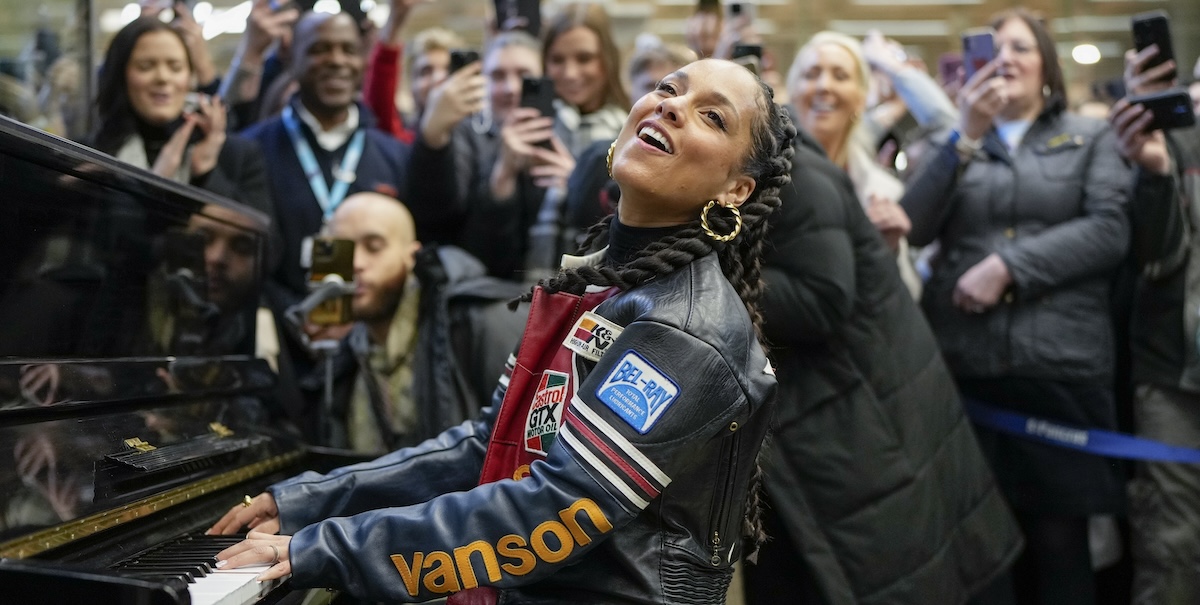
[268,252,777,604]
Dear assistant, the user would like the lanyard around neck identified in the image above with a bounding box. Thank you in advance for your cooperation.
[282,105,366,220]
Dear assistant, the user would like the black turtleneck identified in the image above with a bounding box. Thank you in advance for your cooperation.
[604,219,689,266]
[134,115,188,167]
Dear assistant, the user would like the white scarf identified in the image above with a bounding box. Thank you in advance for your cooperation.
[114,133,192,184]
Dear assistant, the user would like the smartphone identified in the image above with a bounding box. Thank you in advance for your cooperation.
[493,0,541,38]
[1128,88,1196,132]
[961,28,996,82]
[307,237,355,326]
[731,44,762,76]
[1132,10,1176,82]
[181,93,208,145]
[521,76,556,119]
[938,52,964,85]
[449,49,480,75]
[520,76,556,149]
[725,1,756,22]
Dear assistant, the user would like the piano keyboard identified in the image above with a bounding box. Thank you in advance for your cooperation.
[112,533,286,605]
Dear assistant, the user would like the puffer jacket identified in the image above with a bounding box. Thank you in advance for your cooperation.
[901,111,1131,382]
[268,251,777,604]
[756,130,1021,605]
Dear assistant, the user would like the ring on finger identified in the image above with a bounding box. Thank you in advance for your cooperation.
[270,544,279,565]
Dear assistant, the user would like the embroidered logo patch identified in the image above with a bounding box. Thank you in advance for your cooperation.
[525,370,570,455]
[563,312,622,362]
[596,352,680,434]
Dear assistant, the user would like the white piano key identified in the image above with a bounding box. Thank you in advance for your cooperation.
[187,564,286,605]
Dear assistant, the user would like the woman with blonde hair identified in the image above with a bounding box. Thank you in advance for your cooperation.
[787,31,952,296]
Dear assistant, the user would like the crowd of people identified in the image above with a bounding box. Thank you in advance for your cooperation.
[24,0,1200,602]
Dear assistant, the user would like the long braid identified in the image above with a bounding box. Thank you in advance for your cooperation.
[730,84,796,562]
[518,75,796,561]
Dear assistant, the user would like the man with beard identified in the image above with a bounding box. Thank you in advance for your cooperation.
[286,192,526,453]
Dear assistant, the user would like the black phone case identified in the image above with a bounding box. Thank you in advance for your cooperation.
[1132,11,1176,80]
[520,77,556,118]
[493,0,542,37]
[449,49,480,74]
[1129,89,1195,132]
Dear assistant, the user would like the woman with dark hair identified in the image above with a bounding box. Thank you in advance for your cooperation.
[901,8,1131,604]
[89,17,270,216]
[209,58,794,605]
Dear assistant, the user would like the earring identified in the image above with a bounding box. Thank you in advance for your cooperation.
[700,200,742,242]
[1043,84,1051,99]
[606,141,616,178]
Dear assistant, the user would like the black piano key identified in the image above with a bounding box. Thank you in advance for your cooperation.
[119,570,193,584]
[131,558,214,573]
[116,563,204,581]
[117,570,196,584]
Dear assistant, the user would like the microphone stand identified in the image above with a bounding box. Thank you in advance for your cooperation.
[284,275,356,446]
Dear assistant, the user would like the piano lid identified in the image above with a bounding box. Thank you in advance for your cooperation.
[0,114,270,361]
[0,117,297,561]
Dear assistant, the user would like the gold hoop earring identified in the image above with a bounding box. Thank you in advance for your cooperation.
[700,200,742,242]
[606,141,616,178]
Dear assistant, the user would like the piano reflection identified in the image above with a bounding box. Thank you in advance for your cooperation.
[0,116,358,604]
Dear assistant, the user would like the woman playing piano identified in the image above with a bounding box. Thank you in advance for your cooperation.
[210,58,794,605]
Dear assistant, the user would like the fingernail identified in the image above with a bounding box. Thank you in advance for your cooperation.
[215,560,228,568]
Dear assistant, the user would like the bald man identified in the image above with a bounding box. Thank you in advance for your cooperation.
[282,193,527,454]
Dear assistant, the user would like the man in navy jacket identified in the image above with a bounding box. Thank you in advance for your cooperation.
[244,11,457,305]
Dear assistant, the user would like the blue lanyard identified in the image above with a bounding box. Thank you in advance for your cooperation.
[964,398,1200,463]
[281,106,366,221]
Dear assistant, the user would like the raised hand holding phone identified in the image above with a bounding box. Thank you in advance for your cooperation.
[1131,11,1176,84]
[961,28,995,82]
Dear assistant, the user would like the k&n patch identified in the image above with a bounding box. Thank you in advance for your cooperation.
[525,370,570,455]
[596,352,680,434]
[563,312,622,362]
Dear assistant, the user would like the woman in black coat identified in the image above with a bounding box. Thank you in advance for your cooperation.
[742,127,1022,605]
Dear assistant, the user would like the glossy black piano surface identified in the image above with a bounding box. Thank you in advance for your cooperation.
[0,116,351,604]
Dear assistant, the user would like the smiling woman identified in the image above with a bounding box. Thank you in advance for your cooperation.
[787,31,922,296]
[87,17,271,217]
[901,9,1131,604]
[208,59,797,605]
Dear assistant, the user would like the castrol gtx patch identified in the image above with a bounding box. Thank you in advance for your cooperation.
[525,370,569,455]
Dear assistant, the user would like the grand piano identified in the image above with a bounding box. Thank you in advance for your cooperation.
[0,116,356,604]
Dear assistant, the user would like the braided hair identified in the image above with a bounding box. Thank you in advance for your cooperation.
[522,76,796,560]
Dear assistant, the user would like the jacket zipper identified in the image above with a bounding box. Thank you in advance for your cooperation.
[707,426,741,566]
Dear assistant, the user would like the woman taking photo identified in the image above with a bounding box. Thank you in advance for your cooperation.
[89,17,269,213]
[901,9,1131,604]
[209,58,795,604]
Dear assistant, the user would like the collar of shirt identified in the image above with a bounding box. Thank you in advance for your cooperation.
[994,118,1033,154]
[295,102,360,151]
